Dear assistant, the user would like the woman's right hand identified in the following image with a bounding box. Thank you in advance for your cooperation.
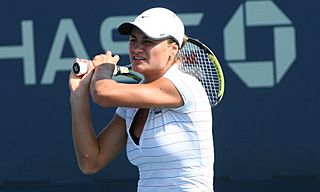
[69,58,95,95]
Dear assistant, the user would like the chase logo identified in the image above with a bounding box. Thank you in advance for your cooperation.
[223,0,296,88]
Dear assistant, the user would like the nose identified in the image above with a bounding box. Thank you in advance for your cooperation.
[129,41,143,61]
[132,41,143,52]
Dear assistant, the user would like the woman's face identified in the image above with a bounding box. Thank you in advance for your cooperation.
[129,28,178,79]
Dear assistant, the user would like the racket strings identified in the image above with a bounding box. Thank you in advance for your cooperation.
[178,42,220,106]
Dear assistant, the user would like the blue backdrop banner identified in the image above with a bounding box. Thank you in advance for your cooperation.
[0,0,319,186]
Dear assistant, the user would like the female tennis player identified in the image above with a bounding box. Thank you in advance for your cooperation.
[69,7,214,191]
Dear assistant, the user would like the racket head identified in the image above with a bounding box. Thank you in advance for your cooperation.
[178,37,225,106]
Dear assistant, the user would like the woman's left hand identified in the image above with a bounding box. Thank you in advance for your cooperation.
[92,51,120,68]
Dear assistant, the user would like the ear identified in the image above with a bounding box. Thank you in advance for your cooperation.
[170,43,179,56]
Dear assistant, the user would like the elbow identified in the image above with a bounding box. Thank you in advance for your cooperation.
[78,161,101,175]
[76,152,103,175]
[91,90,107,107]
[80,166,99,175]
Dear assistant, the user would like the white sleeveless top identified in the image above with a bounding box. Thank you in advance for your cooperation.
[116,64,214,192]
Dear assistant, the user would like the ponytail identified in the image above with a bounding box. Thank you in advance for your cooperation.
[180,35,188,49]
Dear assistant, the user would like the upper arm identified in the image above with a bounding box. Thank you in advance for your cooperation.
[92,77,183,108]
[95,114,127,168]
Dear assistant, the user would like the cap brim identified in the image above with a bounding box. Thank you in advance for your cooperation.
[118,21,169,40]
[118,22,135,35]
[118,21,178,47]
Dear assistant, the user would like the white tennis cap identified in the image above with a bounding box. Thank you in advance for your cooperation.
[118,7,185,48]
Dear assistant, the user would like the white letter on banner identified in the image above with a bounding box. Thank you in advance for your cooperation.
[0,20,36,85]
[41,19,88,85]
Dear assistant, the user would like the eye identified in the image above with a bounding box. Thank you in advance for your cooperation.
[143,39,154,44]
[129,38,136,43]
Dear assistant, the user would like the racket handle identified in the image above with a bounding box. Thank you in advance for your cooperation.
[72,59,89,76]
[72,59,127,76]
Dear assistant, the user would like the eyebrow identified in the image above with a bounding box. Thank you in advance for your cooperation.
[130,34,149,39]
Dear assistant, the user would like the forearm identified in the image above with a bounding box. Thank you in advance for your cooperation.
[70,92,101,173]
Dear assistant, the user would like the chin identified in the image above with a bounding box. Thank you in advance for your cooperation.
[131,64,142,73]
[132,62,146,72]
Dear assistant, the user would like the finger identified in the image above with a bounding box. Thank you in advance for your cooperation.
[105,51,119,63]
[105,50,112,56]
[69,70,80,80]
[113,54,120,63]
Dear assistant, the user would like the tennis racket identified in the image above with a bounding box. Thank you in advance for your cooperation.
[178,37,225,106]
[72,37,225,106]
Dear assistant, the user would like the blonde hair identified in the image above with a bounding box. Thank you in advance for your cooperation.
[168,35,188,63]
[180,35,188,49]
